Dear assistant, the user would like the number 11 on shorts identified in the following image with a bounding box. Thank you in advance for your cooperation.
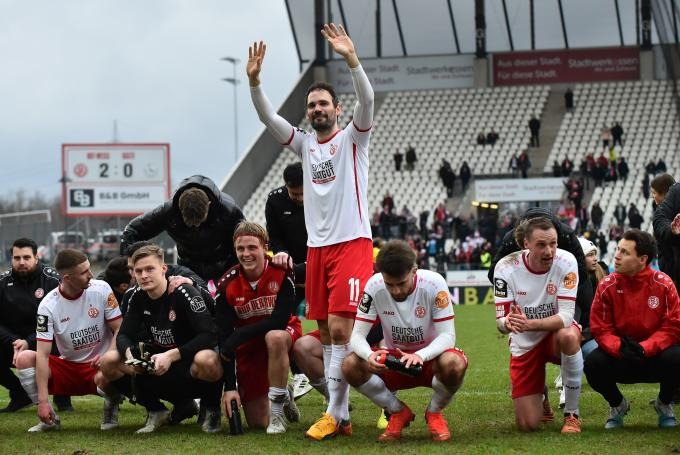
[348,277,361,304]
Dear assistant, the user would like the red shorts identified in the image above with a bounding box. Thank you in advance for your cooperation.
[306,329,321,341]
[509,333,561,399]
[236,317,302,404]
[305,237,373,320]
[47,355,98,396]
[377,348,468,391]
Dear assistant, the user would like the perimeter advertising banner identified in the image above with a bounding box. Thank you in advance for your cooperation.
[493,46,640,86]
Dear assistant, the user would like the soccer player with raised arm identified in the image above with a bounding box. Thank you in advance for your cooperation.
[493,217,583,433]
[343,240,467,441]
[248,23,374,440]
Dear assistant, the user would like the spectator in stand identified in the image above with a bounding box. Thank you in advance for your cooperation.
[382,192,394,214]
[609,224,623,242]
[577,206,589,235]
[608,147,617,167]
[438,160,456,198]
[509,153,519,178]
[379,205,394,240]
[591,202,604,232]
[646,159,657,177]
[610,122,624,147]
[487,129,499,146]
[604,162,618,186]
[460,161,472,190]
[628,203,644,230]
[642,173,651,200]
[653,180,680,289]
[561,156,574,177]
[597,232,608,260]
[592,161,606,188]
[601,125,612,151]
[564,88,575,113]
[405,145,417,171]
[518,151,531,179]
[614,203,627,228]
[393,150,403,172]
[651,174,676,211]
[596,152,609,170]
[617,157,629,182]
[656,158,668,175]
[552,160,562,177]
[584,154,596,189]
[650,175,677,289]
[528,115,541,147]
[476,132,486,145]
[419,211,429,239]
[370,209,381,238]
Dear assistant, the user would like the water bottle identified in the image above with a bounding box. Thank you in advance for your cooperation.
[229,399,243,435]
[377,353,423,377]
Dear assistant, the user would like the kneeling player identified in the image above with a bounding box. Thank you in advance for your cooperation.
[343,240,467,441]
[100,244,223,433]
[15,249,123,432]
[216,221,301,434]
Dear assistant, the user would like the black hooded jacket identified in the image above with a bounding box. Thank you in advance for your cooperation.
[120,175,244,281]
[653,182,680,288]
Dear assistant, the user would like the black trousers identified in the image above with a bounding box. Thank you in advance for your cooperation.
[0,343,28,401]
[584,345,680,406]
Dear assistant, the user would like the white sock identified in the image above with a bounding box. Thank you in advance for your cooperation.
[326,343,351,421]
[310,377,330,401]
[561,351,583,416]
[356,374,402,414]
[428,376,453,413]
[18,368,38,404]
[268,386,288,417]
[322,344,332,381]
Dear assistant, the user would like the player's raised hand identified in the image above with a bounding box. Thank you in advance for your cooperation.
[247,41,266,86]
[321,23,355,59]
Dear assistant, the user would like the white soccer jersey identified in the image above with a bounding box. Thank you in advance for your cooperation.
[36,279,122,363]
[493,249,578,356]
[357,270,455,357]
[285,124,372,247]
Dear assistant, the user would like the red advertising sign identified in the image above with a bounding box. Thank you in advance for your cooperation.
[493,47,640,86]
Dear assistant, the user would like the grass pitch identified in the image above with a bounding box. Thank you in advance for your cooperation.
[1,304,678,454]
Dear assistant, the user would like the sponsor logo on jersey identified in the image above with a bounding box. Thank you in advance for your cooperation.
[358,292,372,313]
[311,160,336,184]
[517,290,527,296]
[495,303,506,318]
[546,283,557,295]
[415,306,426,318]
[151,326,176,347]
[107,293,119,309]
[494,278,508,298]
[268,281,280,293]
[60,317,70,323]
[524,302,556,319]
[88,307,99,318]
[35,288,44,299]
[382,311,395,316]
[70,324,101,350]
[391,325,425,344]
[648,296,660,309]
[37,314,48,332]
[563,272,577,289]
[168,309,176,321]
[434,291,449,309]
[235,295,276,319]
[190,296,207,313]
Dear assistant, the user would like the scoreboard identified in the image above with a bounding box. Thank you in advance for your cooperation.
[62,143,171,216]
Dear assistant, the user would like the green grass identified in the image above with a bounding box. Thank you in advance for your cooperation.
[1,304,678,454]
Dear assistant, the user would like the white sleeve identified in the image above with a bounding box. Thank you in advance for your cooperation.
[250,85,295,144]
[556,254,579,328]
[36,304,53,342]
[350,65,374,132]
[493,265,514,334]
[414,318,455,362]
[350,318,374,361]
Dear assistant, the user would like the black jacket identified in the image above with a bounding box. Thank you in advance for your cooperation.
[0,263,60,349]
[264,186,308,263]
[653,182,680,288]
[487,207,592,324]
[120,175,244,282]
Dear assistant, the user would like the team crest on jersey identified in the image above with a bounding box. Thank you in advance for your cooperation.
[434,291,449,309]
[494,278,508,298]
[648,296,660,309]
[329,143,338,156]
[358,292,372,313]
[268,281,279,293]
[36,315,48,332]
[546,283,557,295]
[562,272,577,290]
[190,296,207,313]
[168,309,176,321]
[415,305,426,318]
[88,307,99,318]
[35,288,44,299]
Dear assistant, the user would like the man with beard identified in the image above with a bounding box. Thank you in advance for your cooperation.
[248,22,374,440]
[0,238,71,413]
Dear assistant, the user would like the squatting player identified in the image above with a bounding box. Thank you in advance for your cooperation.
[248,22,374,440]
[493,217,583,433]
[15,249,122,432]
[343,240,467,441]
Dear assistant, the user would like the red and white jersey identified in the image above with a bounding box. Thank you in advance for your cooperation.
[285,124,371,247]
[36,279,122,363]
[494,249,578,356]
[357,270,455,353]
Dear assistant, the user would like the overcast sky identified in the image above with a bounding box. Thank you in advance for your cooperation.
[0,1,649,200]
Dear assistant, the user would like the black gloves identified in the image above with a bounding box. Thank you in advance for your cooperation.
[619,336,645,361]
